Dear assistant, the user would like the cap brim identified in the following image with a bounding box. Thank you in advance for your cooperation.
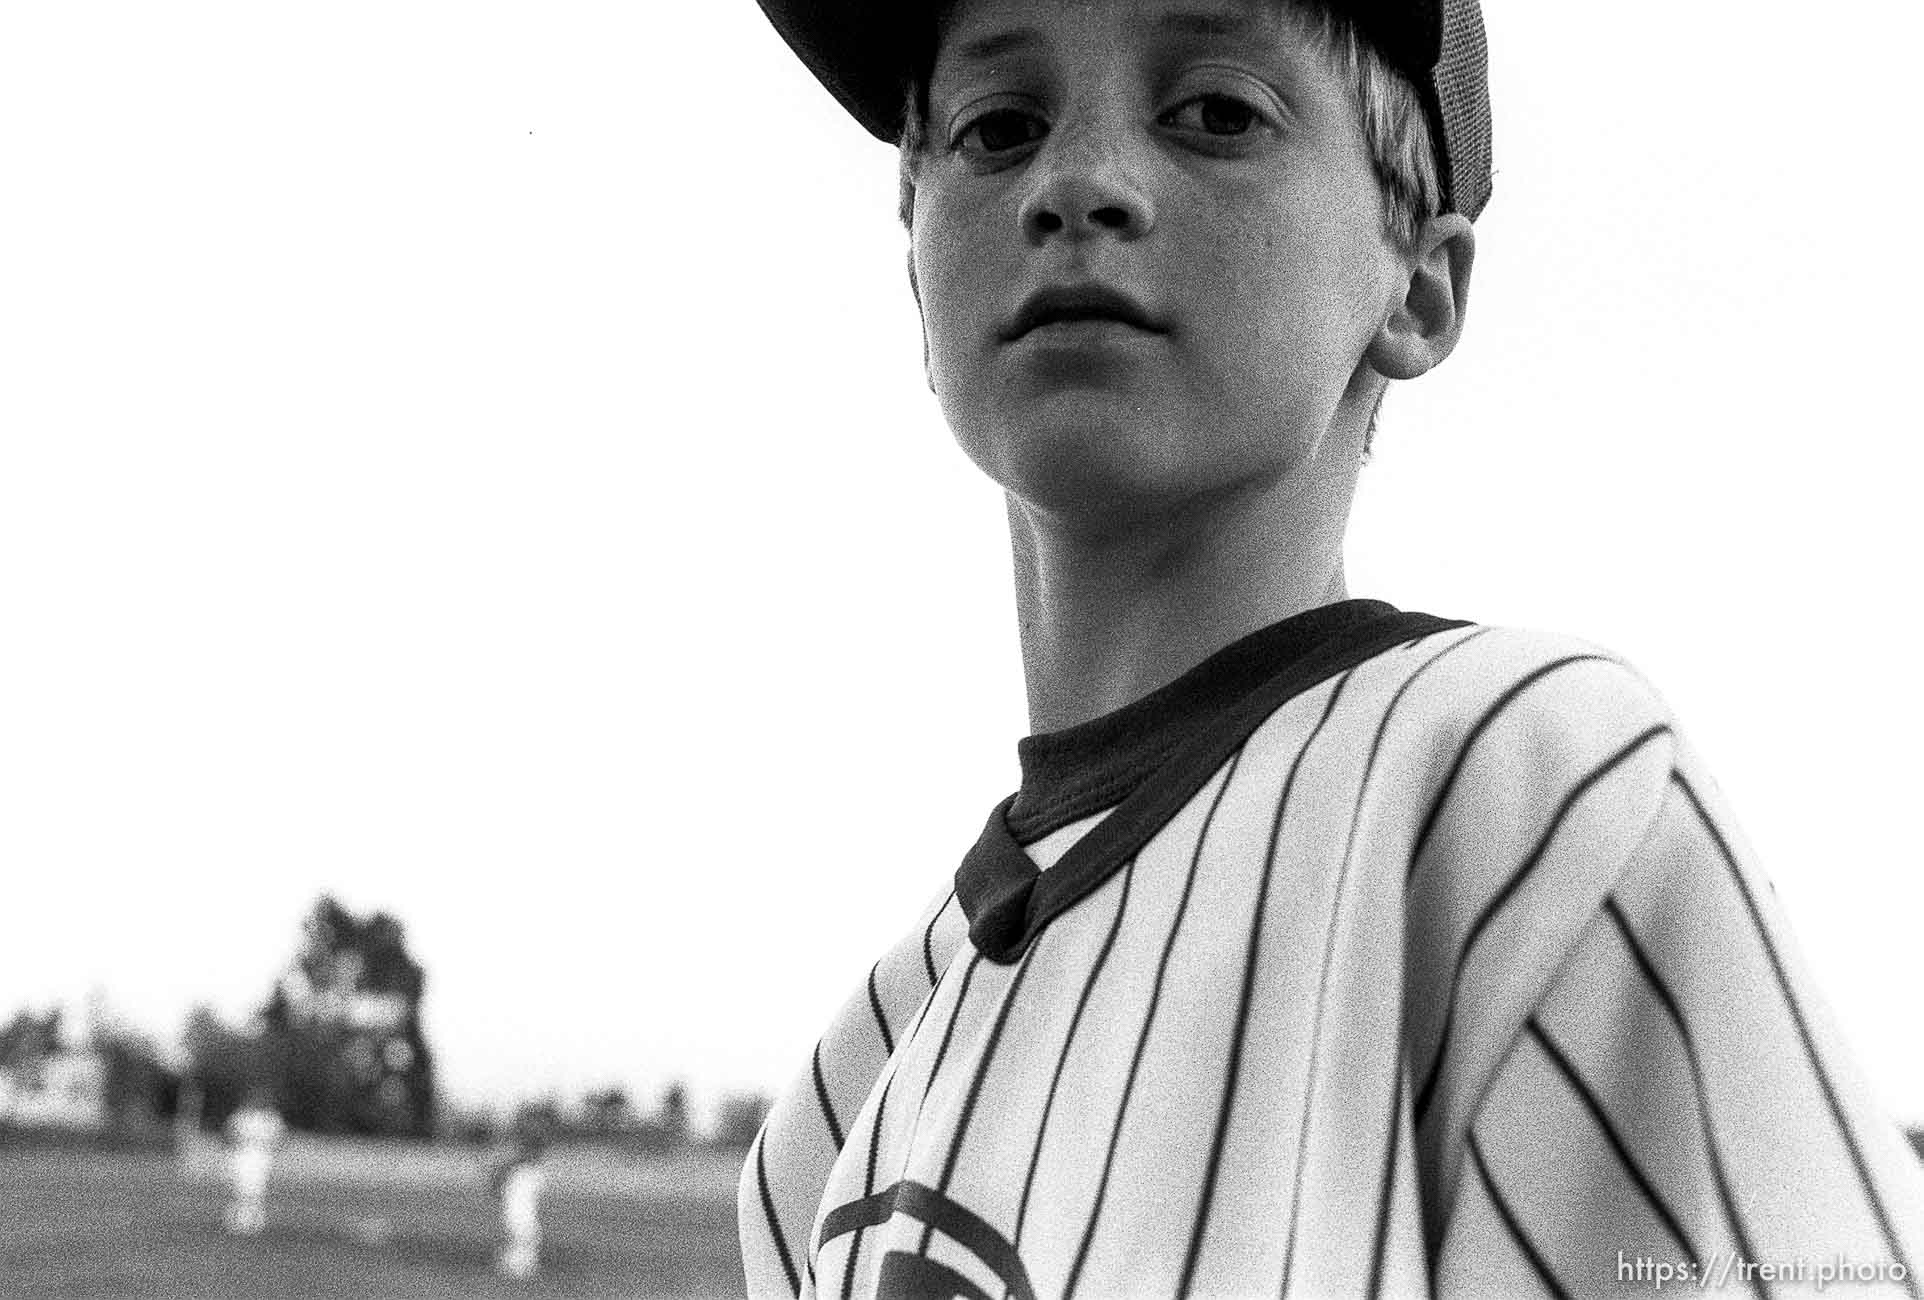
[756,0,933,143]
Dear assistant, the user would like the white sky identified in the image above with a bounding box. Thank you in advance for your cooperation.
[3,1,1920,1127]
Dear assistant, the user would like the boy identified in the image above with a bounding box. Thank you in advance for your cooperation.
[222,1088,284,1237]
[489,1122,549,1279]
[741,1,1924,1296]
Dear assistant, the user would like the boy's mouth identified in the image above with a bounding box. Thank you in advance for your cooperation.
[1000,284,1167,342]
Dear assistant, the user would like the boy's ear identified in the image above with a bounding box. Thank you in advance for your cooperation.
[1366,213,1476,382]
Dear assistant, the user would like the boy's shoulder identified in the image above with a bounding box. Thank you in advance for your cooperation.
[1391,617,1667,705]
[1327,617,1682,764]
[1344,617,1687,838]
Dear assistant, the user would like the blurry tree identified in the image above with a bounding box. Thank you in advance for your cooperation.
[182,1005,268,1129]
[4,1003,177,1127]
[513,1096,563,1144]
[580,1085,635,1134]
[0,1007,63,1076]
[91,1014,176,1124]
[657,1080,690,1146]
[713,1091,773,1149]
[441,1102,500,1146]
[258,895,436,1138]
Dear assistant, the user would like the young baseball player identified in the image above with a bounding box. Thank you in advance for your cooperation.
[741,2,1924,1297]
[489,1125,549,1279]
[222,1088,284,1237]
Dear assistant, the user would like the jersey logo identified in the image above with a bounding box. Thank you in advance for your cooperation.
[818,1179,1036,1300]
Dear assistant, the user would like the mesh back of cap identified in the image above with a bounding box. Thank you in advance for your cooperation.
[1433,0,1492,219]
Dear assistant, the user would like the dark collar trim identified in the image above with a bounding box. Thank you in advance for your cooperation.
[956,608,1469,963]
[1007,599,1408,843]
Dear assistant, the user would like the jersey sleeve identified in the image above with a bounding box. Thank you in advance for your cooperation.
[739,886,964,1299]
[1426,720,1924,1298]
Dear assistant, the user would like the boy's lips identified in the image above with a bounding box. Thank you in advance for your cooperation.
[999,284,1169,342]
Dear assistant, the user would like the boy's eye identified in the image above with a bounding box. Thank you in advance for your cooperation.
[954,107,1047,156]
[1160,93,1262,136]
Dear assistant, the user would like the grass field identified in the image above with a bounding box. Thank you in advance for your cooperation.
[0,1139,744,1298]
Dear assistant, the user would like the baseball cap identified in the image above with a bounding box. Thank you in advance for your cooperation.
[753,0,1493,220]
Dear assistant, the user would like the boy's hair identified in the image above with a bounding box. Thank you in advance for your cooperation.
[894,1,1443,255]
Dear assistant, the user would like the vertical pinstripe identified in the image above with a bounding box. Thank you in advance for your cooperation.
[754,1131,801,1295]
[838,943,955,1298]
[1523,1017,1696,1261]
[839,1073,889,1300]
[1179,677,1350,1295]
[1676,774,1918,1292]
[1365,1065,1407,1299]
[915,941,1043,1255]
[811,1043,845,1150]
[1470,1133,1569,1298]
[1276,631,1498,1293]
[897,951,985,1176]
[865,964,894,1056]
[1013,858,1137,1249]
[1406,653,1612,884]
[1413,724,1673,1124]
[1601,897,1765,1288]
[1061,749,1246,1300]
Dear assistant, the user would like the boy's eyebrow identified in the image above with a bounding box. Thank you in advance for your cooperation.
[950,27,1043,64]
[947,8,1265,63]
[1155,9,1262,38]
[943,7,1272,71]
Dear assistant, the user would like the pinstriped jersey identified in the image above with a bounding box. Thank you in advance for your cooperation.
[740,607,1924,1298]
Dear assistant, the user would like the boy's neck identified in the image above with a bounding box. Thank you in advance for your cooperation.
[1008,470,1353,736]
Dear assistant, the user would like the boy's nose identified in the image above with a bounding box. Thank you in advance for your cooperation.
[1017,123,1156,246]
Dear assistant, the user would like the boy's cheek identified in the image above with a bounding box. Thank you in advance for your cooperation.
[915,237,1004,353]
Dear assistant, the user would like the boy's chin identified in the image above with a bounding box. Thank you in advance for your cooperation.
[957,414,1297,535]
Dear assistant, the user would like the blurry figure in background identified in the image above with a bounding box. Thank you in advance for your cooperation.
[221,1088,284,1236]
[489,1123,549,1279]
